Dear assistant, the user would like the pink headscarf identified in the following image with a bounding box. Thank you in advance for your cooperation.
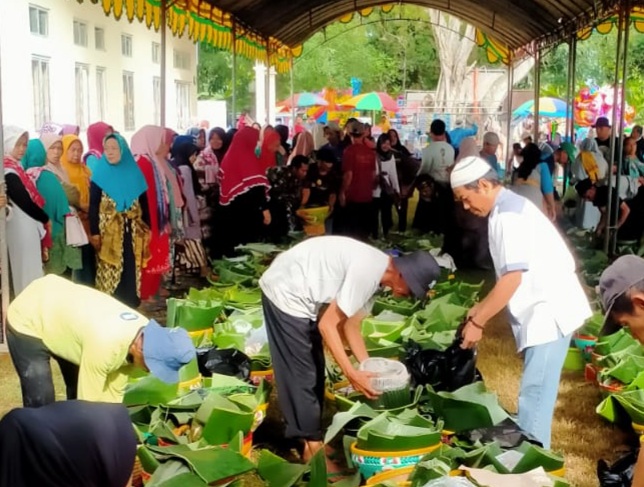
[288,131,314,164]
[130,125,184,207]
[84,122,113,162]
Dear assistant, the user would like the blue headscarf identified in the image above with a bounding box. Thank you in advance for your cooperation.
[90,133,147,212]
[22,139,70,237]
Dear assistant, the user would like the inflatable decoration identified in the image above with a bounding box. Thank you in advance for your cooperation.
[574,83,636,127]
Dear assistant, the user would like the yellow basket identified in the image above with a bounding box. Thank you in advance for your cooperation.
[365,466,414,485]
[633,422,644,436]
[297,206,329,236]
[351,441,441,479]
[250,369,274,386]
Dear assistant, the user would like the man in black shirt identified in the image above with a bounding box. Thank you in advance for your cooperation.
[594,117,623,173]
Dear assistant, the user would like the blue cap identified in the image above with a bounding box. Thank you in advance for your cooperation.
[142,320,195,383]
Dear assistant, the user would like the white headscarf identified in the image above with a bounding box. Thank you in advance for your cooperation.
[451,156,497,189]
[3,125,27,158]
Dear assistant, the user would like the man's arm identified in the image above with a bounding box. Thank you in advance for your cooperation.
[617,201,631,228]
[318,300,378,398]
[342,309,369,363]
[77,355,129,403]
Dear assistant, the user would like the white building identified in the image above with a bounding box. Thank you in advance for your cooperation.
[0,0,198,139]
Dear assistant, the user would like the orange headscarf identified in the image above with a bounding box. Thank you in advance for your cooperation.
[60,134,91,208]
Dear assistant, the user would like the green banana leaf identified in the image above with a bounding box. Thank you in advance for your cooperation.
[195,392,256,445]
[364,337,403,358]
[355,409,442,451]
[257,449,308,487]
[409,458,453,485]
[594,329,637,356]
[361,311,408,342]
[147,461,207,487]
[578,312,604,338]
[146,443,255,484]
[597,389,644,424]
[236,242,283,257]
[598,344,644,368]
[599,355,644,384]
[124,375,179,407]
[427,382,509,432]
[372,295,421,317]
[511,442,564,474]
[166,298,224,332]
[138,445,161,474]
[324,402,381,444]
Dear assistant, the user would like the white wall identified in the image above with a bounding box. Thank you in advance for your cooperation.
[0,0,198,140]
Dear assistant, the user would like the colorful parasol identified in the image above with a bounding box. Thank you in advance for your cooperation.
[513,98,569,118]
[342,92,399,112]
[277,92,329,108]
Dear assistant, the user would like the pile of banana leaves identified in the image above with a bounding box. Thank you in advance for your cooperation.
[129,375,271,486]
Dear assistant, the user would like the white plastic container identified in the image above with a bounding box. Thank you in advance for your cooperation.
[359,358,410,393]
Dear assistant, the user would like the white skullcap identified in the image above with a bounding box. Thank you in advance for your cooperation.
[450,156,496,189]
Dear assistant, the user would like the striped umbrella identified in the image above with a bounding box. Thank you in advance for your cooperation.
[513,97,569,118]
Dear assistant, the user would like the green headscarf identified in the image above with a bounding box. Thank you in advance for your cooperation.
[22,139,70,237]
[560,142,576,165]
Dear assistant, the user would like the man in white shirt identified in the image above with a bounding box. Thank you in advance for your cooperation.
[258,236,440,467]
[450,156,591,449]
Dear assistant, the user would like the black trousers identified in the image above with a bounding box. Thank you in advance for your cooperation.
[371,196,394,239]
[261,294,325,441]
[342,202,373,242]
[397,198,409,233]
[6,325,79,408]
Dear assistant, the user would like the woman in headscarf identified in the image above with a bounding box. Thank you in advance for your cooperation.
[215,127,271,257]
[3,126,50,294]
[89,133,150,308]
[41,132,81,210]
[0,400,137,487]
[186,127,206,150]
[172,135,209,276]
[372,133,400,239]
[130,126,174,302]
[83,122,114,172]
[288,130,315,165]
[572,137,608,185]
[23,138,82,276]
[275,124,291,160]
[259,127,282,170]
[511,142,556,220]
[60,134,95,286]
[198,127,228,257]
[61,124,80,136]
[388,129,416,232]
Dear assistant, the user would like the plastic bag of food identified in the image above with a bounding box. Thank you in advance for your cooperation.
[598,450,638,486]
[196,348,251,381]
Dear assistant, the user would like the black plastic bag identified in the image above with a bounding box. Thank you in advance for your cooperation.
[196,347,251,381]
[404,320,480,392]
[404,340,480,392]
[598,450,638,487]
[459,418,542,448]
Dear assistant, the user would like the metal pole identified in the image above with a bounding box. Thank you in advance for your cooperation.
[160,0,167,127]
[265,42,271,126]
[563,37,574,193]
[611,1,631,255]
[505,55,514,178]
[0,31,8,342]
[604,5,625,254]
[533,46,541,142]
[290,56,295,134]
[231,22,237,128]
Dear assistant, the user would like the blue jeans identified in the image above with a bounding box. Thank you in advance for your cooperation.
[518,332,571,449]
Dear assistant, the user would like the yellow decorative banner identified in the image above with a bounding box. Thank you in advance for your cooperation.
[475,30,511,65]
[577,7,644,40]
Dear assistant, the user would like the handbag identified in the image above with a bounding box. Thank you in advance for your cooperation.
[65,209,89,247]
[377,158,396,197]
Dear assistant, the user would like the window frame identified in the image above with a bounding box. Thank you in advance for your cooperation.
[29,5,49,37]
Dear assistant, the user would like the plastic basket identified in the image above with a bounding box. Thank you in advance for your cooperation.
[359,358,410,393]
[351,442,441,479]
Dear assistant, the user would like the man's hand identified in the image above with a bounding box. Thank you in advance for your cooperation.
[262,209,271,226]
[347,369,380,399]
[460,321,484,349]
[90,235,101,251]
[338,192,347,207]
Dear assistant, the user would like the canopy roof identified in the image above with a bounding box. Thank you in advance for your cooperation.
[81,0,628,69]
[205,0,622,51]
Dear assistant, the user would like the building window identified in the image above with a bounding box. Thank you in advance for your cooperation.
[153,77,161,125]
[121,34,133,57]
[75,64,90,130]
[95,27,105,50]
[175,81,191,130]
[29,5,48,36]
[32,57,51,129]
[152,42,160,64]
[73,20,88,47]
[96,67,107,121]
[122,71,135,131]
[173,50,190,70]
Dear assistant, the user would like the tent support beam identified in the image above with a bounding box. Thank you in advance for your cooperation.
[0,27,7,342]
[533,45,541,142]
[604,3,627,254]
[505,54,514,177]
[231,22,237,127]
[290,57,295,133]
[160,0,168,127]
